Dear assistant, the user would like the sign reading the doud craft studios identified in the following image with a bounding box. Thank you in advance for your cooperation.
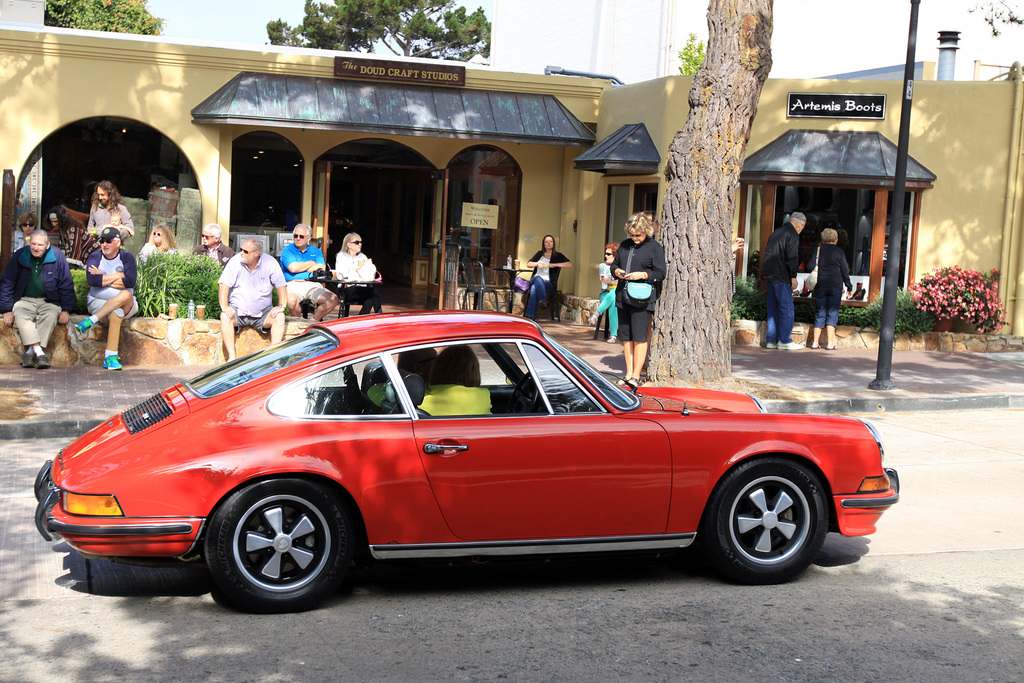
[787,93,887,120]
[334,56,466,86]
[461,203,499,230]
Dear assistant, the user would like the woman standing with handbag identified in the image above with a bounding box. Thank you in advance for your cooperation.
[806,227,853,350]
[612,212,666,386]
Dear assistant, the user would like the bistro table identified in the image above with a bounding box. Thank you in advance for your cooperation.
[308,273,381,317]
[495,267,531,314]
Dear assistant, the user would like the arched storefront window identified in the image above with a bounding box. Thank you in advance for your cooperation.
[446,146,521,270]
[230,132,303,233]
[16,116,201,256]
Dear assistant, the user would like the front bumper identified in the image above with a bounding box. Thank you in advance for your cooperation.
[833,467,900,537]
[34,460,203,557]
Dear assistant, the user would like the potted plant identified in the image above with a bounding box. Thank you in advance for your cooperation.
[908,266,1008,333]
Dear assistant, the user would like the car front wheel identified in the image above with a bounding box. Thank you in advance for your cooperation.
[205,478,353,613]
[699,458,827,585]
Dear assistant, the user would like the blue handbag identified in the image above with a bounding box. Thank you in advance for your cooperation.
[622,249,653,307]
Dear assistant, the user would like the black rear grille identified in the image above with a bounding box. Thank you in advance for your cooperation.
[122,393,174,434]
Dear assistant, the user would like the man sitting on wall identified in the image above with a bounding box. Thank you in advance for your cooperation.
[280,223,339,321]
[218,238,288,362]
[0,229,75,369]
[74,227,139,371]
[194,223,235,266]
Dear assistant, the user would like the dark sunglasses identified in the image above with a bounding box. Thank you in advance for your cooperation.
[100,237,118,244]
[604,252,613,256]
[241,248,253,254]
[293,233,308,238]
[20,223,34,228]
[350,240,362,244]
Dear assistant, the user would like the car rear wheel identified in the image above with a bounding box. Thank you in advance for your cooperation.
[699,458,826,585]
[205,479,352,613]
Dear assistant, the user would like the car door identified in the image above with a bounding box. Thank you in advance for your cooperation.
[410,341,672,541]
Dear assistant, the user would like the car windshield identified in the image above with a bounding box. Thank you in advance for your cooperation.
[185,328,339,398]
[543,334,640,410]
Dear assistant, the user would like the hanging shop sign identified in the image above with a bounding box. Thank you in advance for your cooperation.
[461,202,499,230]
[334,56,466,87]
[787,93,886,120]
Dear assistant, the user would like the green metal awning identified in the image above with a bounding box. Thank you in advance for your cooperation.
[573,123,660,174]
[741,130,936,188]
[191,72,596,147]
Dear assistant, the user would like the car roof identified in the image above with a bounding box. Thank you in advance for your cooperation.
[313,311,547,358]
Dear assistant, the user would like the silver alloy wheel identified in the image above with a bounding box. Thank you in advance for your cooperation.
[727,475,811,565]
[231,494,332,592]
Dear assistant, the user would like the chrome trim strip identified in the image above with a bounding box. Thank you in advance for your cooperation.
[369,533,695,560]
[840,494,900,509]
[47,520,198,536]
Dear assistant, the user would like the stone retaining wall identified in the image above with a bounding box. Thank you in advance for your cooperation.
[1,316,314,367]
[729,319,1024,353]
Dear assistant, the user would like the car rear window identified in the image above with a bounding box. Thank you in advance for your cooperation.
[185,328,338,398]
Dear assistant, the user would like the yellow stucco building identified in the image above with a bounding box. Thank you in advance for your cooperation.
[2,25,1022,330]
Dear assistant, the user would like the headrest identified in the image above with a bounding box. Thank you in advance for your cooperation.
[401,371,426,406]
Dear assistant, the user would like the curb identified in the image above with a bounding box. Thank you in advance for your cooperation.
[762,393,1024,414]
[0,419,103,442]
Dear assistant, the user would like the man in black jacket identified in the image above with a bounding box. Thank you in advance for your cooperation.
[760,212,806,350]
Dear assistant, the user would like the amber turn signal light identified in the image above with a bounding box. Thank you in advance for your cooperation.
[64,492,124,516]
[857,475,892,493]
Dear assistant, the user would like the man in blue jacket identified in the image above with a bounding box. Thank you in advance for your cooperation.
[760,212,807,350]
[0,229,75,369]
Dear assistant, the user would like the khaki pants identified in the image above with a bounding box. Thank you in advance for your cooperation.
[12,297,60,348]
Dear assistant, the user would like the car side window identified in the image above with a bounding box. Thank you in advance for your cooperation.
[268,357,407,418]
[523,344,602,414]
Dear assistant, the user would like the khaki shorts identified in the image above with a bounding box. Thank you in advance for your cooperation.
[286,280,331,304]
[87,296,139,319]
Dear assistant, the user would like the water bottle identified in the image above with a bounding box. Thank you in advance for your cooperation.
[187,300,195,319]
[506,255,513,269]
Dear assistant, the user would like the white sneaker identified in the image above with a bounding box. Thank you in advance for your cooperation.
[777,341,804,350]
[765,342,778,349]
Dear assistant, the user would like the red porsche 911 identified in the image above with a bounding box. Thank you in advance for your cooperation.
[35,312,898,613]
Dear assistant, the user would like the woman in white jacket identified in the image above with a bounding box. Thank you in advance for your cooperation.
[334,232,382,315]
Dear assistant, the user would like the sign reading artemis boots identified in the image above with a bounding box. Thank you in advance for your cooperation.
[334,56,466,87]
[788,93,886,120]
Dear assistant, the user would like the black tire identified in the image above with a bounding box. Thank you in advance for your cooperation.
[204,478,353,613]
[699,458,827,585]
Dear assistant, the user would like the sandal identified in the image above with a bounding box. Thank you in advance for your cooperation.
[809,344,821,349]
[826,344,838,350]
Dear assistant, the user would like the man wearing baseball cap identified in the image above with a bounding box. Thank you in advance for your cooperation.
[74,226,139,370]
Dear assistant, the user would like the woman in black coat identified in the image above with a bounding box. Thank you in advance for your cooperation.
[807,227,853,350]
[611,212,666,385]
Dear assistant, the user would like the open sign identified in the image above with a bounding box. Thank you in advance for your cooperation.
[461,203,500,230]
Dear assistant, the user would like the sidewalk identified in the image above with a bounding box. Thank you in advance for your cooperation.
[3,318,1024,439]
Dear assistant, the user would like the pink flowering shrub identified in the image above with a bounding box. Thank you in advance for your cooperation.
[909,266,1008,333]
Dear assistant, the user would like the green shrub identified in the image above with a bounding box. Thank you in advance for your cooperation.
[135,253,223,318]
[71,270,89,314]
[731,276,766,322]
[731,281,934,335]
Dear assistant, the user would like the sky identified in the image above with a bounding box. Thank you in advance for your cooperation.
[146,0,1021,80]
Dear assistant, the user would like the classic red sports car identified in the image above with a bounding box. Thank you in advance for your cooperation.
[35,312,898,612]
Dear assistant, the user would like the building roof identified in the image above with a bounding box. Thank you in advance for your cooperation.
[573,123,660,174]
[191,72,596,147]
[741,129,937,188]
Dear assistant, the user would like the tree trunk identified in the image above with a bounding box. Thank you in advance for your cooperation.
[648,0,773,385]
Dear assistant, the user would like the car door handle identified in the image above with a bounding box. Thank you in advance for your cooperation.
[423,442,469,454]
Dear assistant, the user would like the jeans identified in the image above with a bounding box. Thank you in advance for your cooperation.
[597,289,618,333]
[814,287,843,328]
[765,278,795,344]
[525,276,553,318]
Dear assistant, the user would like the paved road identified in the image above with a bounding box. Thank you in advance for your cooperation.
[2,410,1023,681]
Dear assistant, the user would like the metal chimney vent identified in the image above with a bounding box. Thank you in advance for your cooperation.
[937,31,961,81]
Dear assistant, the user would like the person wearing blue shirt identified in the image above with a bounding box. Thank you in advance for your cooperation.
[280,223,338,321]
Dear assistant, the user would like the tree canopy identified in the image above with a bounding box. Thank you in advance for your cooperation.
[677,33,706,76]
[267,0,490,61]
[45,0,163,35]
[972,0,1023,36]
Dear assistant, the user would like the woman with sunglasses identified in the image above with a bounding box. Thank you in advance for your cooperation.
[334,232,382,315]
[138,226,178,262]
[588,242,620,343]
[13,212,37,252]
[611,212,665,386]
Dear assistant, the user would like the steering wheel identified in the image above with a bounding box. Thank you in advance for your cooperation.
[506,372,541,414]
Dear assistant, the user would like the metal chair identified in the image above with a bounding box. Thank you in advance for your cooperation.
[459,259,502,311]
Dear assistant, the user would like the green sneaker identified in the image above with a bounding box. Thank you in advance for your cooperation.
[103,355,123,371]
[74,318,94,336]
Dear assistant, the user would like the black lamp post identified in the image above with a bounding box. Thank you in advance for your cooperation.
[870,0,921,391]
